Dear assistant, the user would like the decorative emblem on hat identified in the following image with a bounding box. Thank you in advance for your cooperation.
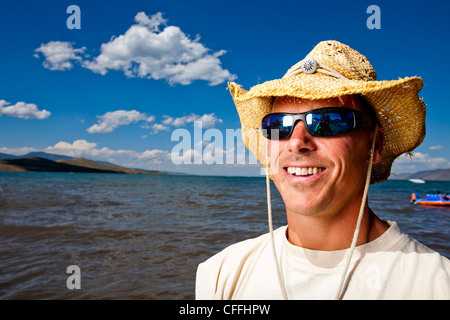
[300,57,318,74]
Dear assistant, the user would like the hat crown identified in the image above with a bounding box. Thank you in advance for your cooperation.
[302,41,377,81]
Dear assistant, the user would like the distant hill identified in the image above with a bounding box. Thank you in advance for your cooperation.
[58,157,162,174]
[22,152,74,161]
[390,168,450,181]
[0,156,163,175]
[0,152,19,159]
[0,151,124,166]
[0,151,75,161]
[0,157,115,173]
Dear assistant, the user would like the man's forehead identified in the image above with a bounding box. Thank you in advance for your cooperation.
[272,95,362,113]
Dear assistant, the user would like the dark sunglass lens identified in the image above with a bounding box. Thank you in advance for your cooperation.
[307,110,356,137]
[262,114,292,140]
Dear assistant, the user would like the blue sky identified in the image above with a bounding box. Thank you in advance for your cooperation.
[0,0,449,176]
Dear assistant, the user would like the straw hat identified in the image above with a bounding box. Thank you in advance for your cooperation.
[228,40,426,184]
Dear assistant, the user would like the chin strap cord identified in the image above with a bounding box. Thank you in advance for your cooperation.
[334,124,378,300]
[266,143,289,300]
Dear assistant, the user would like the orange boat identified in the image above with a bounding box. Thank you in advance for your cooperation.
[411,193,450,206]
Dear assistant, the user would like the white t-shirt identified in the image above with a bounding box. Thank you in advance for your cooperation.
[196,221,450,300]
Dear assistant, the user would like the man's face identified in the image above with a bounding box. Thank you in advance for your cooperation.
[268,95,381,219]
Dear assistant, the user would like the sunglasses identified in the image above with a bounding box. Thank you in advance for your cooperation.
[261,107,375,140]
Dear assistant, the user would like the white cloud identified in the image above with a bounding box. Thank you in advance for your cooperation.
[196,113,224,128]
[0,100,50,120]
[46,139,100,157]
[151,123,170,134]
[392,152,450,172]
[0,146,37,155]
[87,110,153,133]
[145,115,156,122]
[34,41,86,71]
[164,50,234,86]
[86,110,222,135]
[35,12,236,85]
[162,113,222,128]
[138,149,170,160]
[134,11,167,31]
[429,145,444,150]
[44,139,169,166]
[83,11,231,85]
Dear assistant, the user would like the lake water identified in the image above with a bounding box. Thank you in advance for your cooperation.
[0,172,448,299]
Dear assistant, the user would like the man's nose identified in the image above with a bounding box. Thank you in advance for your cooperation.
[287,121,317,153]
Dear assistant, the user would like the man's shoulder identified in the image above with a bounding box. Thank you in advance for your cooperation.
[397,232,450,269]
[365,222,450,299]
[372,222,450,282]
[195,226,286,299]
[386,222,448,258]
[200,226,286,267]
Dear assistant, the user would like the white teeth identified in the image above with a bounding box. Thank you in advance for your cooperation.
[286,167,323,176]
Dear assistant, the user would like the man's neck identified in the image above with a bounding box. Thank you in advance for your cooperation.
[285,204,389,251]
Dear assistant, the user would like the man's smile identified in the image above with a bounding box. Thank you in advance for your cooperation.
[285,166,325,176]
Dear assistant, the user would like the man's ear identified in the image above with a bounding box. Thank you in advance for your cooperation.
[372,126,384,165]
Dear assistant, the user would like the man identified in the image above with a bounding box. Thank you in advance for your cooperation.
[196,40,450,299]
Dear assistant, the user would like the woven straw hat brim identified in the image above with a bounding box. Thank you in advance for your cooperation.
[228,73,426,184]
